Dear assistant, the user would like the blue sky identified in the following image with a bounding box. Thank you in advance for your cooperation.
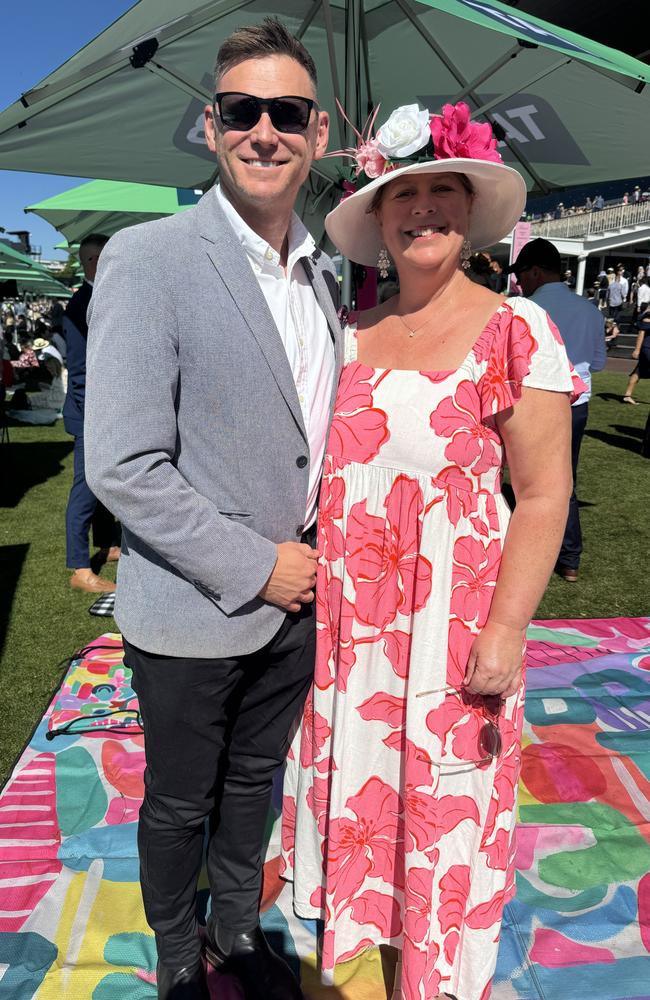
[0,2,135,260]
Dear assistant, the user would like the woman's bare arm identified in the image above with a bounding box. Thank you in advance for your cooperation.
[464,387,573,696]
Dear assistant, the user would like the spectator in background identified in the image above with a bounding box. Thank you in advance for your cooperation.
[507,238,606,583]
[585,196,593,211]
[637,277,650,315]
[467,251,492,287]
[604,317,620,351]
[623,304,650,404]
[622,192,629,205]
[563,269,574,288]
[489,258,506,293]
[594,194,605,210]
[63,233,121,594]
[597,271,609,311]
[606,272,626,322]
[633,186,642,204]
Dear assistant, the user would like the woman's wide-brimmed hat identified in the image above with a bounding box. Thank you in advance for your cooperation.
[324,101,527,267]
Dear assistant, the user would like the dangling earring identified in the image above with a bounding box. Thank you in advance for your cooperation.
[460,238,472,270]
[377,246,391,279]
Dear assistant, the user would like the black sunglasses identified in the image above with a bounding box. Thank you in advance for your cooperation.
[213,92,318,134]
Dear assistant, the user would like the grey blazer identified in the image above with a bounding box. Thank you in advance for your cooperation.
[84,189,343,658]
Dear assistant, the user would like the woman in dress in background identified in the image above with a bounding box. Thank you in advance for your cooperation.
[283,101,583,1000]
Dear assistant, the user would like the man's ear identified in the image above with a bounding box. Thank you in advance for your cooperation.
[204,104,218,155]
[313,110,330,161]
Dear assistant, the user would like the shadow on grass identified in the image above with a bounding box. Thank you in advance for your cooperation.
[0,440,73,508]
[609,424,644,439]
[585,428,642,454]
[0,544,29,660]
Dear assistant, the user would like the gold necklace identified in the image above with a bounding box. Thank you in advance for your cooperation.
[397,312,435,338]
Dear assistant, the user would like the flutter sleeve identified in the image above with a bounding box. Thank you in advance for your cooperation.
[479,297,587,421]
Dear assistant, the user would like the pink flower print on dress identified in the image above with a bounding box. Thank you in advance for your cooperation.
[307,772,332,836]
[402,936,442,1000]
[300,688,332,769]
[450,535,501,628]
[326,776,404,910]
[328,364,390,465]
[438,864,471,934]
[315,573,356,691]
[345,475,433,630]
[349,889,402,936]
[319,475,346,561]
[430,381,501,478]
[405,866,434,944]
[357,691,407,729]
[434,465,480,526]
[430,101,501,163]
[478,311,537,415]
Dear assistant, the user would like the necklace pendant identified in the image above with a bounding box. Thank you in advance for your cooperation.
[409,331,415,338]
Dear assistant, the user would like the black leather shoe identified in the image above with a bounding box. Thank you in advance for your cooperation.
[205,922,303,1000]
[156,960,210,999]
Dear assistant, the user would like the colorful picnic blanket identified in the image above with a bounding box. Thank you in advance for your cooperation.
[1,619,649,999]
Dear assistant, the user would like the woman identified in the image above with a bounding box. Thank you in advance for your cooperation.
[282,101,582,1000]
[623,304,650,404]
[604,317,620,351]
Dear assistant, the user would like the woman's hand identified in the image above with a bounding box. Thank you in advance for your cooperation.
[463,620,526,697]
[632,349,640,359]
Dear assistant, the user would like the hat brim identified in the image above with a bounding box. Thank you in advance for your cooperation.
[325,159,527,267]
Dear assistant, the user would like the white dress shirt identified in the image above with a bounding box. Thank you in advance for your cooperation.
[216,185,335,530]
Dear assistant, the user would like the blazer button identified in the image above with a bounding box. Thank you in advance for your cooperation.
[296,455,308,468]
[296,525,304,537]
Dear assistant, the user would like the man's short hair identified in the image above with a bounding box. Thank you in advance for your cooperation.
[79,233,109,252]
[215,17,318,92]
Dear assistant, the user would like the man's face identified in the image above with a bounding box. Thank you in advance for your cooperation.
[516,264,540,297]
[204,55,329,216]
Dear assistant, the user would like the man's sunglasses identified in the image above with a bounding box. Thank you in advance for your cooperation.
[213,92,318,134]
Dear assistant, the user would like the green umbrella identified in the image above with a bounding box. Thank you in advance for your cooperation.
[0,242,38,270]
[26,179,199,244]
[0,0,648,203]
[0,268,73,296]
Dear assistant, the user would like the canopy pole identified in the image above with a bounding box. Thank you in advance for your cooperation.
[146,62,212,102]
[321,0,346,148]
[394,0,550,194]
[296,1,322,40]
[342,257,353,308]
[450,43,526,102]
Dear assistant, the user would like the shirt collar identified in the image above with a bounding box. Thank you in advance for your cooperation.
[215,184,315,271]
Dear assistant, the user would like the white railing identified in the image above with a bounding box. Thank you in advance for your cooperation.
[530,200,650,240]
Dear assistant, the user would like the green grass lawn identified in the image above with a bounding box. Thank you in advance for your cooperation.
[1,370,648,784]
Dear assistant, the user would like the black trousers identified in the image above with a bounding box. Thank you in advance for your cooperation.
[559,402,589,570]
[124,598,315,968]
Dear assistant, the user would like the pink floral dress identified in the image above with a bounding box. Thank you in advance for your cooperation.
[282,297,583,1000]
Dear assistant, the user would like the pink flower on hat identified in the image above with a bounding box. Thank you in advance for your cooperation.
[430,101,502,164]
[355,138,387,179]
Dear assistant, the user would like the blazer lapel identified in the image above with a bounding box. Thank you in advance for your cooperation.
[196,193,307,443]
[301,253,344,415]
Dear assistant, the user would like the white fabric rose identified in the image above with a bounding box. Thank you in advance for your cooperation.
[376,104,431,159]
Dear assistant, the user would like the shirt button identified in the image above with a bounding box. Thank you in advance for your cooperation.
[299,394,305,404]
[264,247,274,261]
[296,455,308,468]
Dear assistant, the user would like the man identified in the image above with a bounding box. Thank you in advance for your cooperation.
[606,270,626,322]
[507,238,606,583]
[63,233,121,592]
[85,19,340,1000]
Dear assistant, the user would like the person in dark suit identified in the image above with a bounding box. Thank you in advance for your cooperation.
[63,233,120,593]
